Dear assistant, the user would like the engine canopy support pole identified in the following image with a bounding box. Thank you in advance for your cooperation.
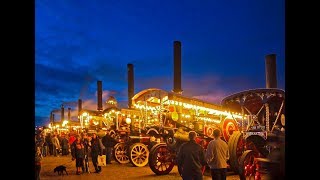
[241,106,244,132]
[265,103,270,132]
[271,100,285,132]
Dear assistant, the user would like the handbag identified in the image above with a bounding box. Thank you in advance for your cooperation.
[97,155,106,166]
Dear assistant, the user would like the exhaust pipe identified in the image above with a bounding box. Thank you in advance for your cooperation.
[61,104,64,121]
[97,80,103,111]
[128,64,134,108]
[68,108,71,121]
[265,54,277,88]
[172,41,183,94]
[78,99,82,114]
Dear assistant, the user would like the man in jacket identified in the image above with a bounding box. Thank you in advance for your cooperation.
[89,133,103,173]
[177,131,207,180]
[102,130,118,164]
[205,129,229,180]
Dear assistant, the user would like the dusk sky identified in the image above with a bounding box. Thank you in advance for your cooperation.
[35,0,285,126]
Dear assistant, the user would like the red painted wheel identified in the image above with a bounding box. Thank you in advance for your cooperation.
[239,150,256,179]
[148,143,175,175]
[222,119,238,142]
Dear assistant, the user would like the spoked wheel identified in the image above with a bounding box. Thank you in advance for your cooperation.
[228,131,244,174]
[148,143,175,175]
[228,131,258,174]
[113,142,130,164]
[128,143,149,167]
[239,150,255,180]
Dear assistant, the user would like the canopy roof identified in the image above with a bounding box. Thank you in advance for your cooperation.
[221,88,285,114]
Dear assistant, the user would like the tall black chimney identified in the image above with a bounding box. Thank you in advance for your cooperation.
[61,104,64,121]
[172,41,183,94]
[78,99,82,114]
[97,80,103,111]
[265,54,277,88]
[50,112,53,123]
[128,64,134,108]
[68,108,71,121]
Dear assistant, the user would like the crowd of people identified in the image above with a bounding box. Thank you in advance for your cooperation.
[35,128,284,180]
[35,129,119,177]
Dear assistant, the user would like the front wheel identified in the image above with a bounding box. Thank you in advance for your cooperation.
[113,142,129,164]
[128,143,149,167]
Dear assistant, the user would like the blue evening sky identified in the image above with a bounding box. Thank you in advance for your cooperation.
[35,0,285,126]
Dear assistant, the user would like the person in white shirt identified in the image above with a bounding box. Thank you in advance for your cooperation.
[205,129,229,180]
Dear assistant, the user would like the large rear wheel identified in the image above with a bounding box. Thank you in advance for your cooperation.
[148,143,175,175]
[238,150,255,180]
[228,131,244,174]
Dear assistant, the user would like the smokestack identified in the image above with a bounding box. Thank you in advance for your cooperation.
[172,41,183,94]
[52,114,55,122]
[78,99,82,114]
[50,112,53,122]
[265,54,277,88]
[68,108,71,121]
[97,80,103,111]
[61,104,64,121]
[128,64,134,108]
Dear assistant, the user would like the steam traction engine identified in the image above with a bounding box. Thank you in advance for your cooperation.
[127,88,242,175]
[221,88,285,179]
[110,88,242,169]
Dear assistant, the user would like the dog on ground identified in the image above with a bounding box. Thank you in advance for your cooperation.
[54,165,68,175]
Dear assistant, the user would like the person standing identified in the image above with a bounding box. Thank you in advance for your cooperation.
[177,131,207,180]
[205,129,229,180]
[81,133,90,173]
[51,134,61,157]
[102,130,118,164]
[61,135,69,155]
[71,135,85,175]
[89,133,103,173]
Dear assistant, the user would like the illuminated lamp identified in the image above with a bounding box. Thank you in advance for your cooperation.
[126,117,132,124]
[168,105,176,112]
[82,112,88,117]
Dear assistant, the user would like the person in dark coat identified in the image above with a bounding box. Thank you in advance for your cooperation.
[61,135,69,155]
[89,133,103,173]
[71,135,85,175]
[45,134,53,155]
[81,133,90,173]
[177,131,207,180]
[102,130,118,164]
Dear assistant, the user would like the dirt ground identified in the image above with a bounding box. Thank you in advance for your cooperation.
[39,155,267,180]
